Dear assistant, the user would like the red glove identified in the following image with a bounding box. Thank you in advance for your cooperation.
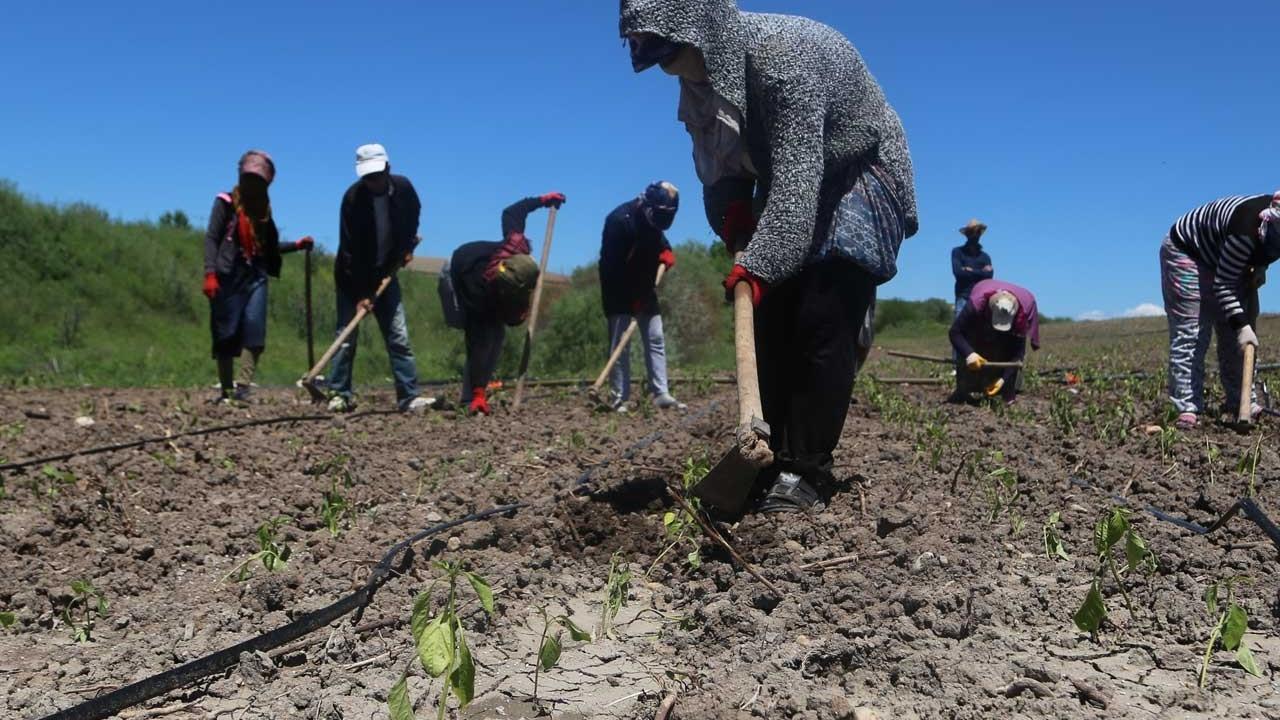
[719,200,757,253]
[658,249,676,268]
[539,192,566,209]
[295,236,314,251]
[203,272,220,299]
[469,387,490,416]
[723,265,765,307]
[630,298,646,314]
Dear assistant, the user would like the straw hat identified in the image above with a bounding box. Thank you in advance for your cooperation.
[959,219,988,238]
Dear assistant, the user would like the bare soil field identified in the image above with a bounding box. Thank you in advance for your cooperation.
[2,318,1279,720]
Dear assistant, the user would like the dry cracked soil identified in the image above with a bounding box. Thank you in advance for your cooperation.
[2,320,1280,719]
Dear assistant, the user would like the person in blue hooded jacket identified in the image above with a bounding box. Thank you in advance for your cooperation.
[599,182,682,411]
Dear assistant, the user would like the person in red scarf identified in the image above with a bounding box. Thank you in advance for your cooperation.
[202,150,312,403]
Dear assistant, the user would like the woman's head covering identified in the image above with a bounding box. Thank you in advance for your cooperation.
[238,150,275,185]
[640,181,680,230]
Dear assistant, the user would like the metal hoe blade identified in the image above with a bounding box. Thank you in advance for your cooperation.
[691,417,770,516]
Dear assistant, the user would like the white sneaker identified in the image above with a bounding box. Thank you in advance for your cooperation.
[327,395,354,413]
[654,393,685,410]
[403,396,435,413]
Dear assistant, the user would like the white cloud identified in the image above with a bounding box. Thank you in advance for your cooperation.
[1076,310,1108,321]
[1123,302,1164,318]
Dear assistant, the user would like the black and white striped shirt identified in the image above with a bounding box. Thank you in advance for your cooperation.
[1169,194,1270,327]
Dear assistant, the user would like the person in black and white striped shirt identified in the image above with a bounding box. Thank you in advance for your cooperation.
[1160,191,1280,427]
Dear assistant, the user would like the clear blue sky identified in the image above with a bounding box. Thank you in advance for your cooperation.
[3,1,1277,319]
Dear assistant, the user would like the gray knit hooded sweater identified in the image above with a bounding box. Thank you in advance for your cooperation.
[620,0,918,285]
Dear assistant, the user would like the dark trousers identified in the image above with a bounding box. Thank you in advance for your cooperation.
[755,261,876,481]
[460,317,505,402]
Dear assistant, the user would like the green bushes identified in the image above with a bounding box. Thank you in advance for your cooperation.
[0,183,981,388]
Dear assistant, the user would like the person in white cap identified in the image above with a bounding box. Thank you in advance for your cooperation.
[948,278,1040,404]
[326,143,429,412]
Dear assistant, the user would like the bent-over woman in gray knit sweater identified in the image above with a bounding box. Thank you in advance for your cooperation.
[621,0,918,513]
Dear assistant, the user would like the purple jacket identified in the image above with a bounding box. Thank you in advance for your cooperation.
[968,279,1040,350]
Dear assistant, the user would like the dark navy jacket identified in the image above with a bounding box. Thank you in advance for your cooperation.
[335,174,421,299]
[598,200,671,316]
[951,242,993,298]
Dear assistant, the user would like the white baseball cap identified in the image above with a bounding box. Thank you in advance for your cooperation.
[355,143,389,177]
[990,291,1019,332]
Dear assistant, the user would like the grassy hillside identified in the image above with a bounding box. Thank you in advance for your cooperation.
[0,184,992,389]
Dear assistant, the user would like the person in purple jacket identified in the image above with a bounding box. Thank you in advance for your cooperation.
[949,279,1040,404]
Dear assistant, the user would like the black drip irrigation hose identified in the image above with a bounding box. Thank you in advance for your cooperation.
[1067,476,1280,553]
[0,409,399,474]
[41,503,522,720]
[39,396,729,720]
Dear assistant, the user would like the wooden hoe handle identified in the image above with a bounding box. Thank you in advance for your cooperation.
[1239,343,1257,424]
[301,274,393,383]
[730,254,763,428]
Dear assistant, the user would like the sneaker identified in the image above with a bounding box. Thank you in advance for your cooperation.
[653,393,686,410]
[611,399,630,414]
[1175,412,1198,429]
[233,383,253,402]
[327,395,355,413]
[402,396,436,413]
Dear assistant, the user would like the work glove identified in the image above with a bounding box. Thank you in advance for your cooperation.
[538,192,566,209]
[469,387,490,416]
[719,200,756,253]
[295,236,315,251]
[965,353,986,371]
[723,265,765,307]
[1237,325,1259,349]
[630,298,646,315]
[984,378,1005,397]
[658,249,676,269]
[203,272,220,299]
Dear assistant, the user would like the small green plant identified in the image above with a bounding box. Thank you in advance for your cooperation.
[1199,576,1262,687]
[320,483,353,539]
[568,430,587,450]
[63,579,108,642]
[150,450,178,470]
[1051,390,1078,435]
[648,457,708,575]
[1073,508,1156,637]
[225,516,292,581]
[0,611,16,628]
[1236,434,1264,497]
[1042,512,1070,561]
[38,464,76,497]
[1205,438,1222,486]
[982,451,1022,534]
[388,561,494,720]
[0,421,25,440]
[415,458,454,500]
[914,414,950,472]
[532,607,592,710]
[599,552,631,638]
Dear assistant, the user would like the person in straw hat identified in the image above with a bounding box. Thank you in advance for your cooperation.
[952,218,994,319]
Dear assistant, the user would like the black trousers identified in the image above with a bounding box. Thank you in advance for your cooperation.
[460,317,505,402]
[755,261,876,482]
